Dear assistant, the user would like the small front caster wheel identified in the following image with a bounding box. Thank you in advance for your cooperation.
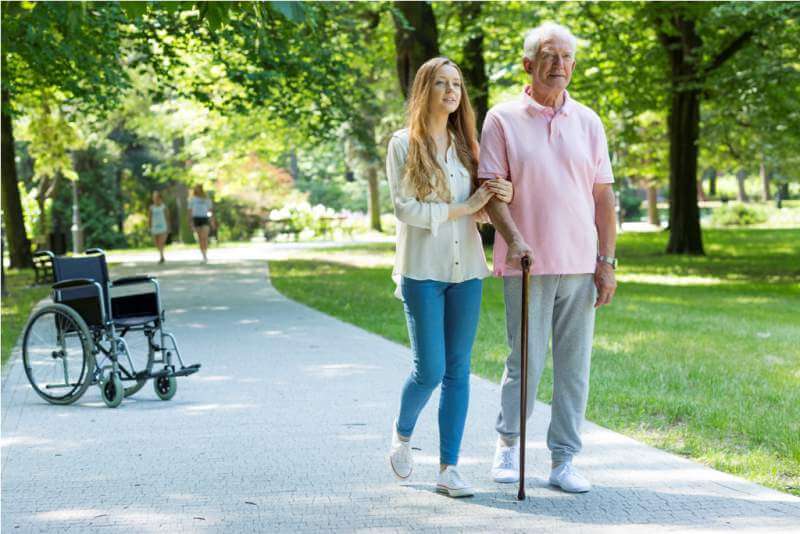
[101,374,123,408]
[154,375,177,401]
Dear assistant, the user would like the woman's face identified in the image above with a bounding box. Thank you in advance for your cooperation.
[428,64,462,116]
[152,192,161,204]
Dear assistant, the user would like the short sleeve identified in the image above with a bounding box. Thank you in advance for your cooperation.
[593,119,614,184]
[478,112,510,180]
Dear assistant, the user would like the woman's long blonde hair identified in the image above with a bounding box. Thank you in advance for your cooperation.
[404,57,479,202]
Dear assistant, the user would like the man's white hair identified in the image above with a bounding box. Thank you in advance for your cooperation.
[523,22,577,60]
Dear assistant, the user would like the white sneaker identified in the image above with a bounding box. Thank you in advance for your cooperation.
[491,439,520,483]
[549,462,591,493]
[388,421,413,479]
[436,466,474,498]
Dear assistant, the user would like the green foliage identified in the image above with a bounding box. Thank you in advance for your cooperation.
[213,197,261,242]
[710,203,769,227]
[619,187,643,220]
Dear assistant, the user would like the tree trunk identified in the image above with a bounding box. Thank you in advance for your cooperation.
[174,181,193,244]
[1,225,6,297]
[458,1,488,133]
[708,167,717,196]
[115,168,125,234]
[665,88,704,254]
[36,179,48,246]
[760,159,770,201]
[735,169,748,202]
[659,13,704,255]
[392,1,439,99]
[366,163,382,232]
[1,89,33,268]
[647,185,660,226]
[289,149,299,182]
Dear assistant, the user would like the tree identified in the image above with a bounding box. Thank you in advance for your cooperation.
[649,2,800,252]
[571,2,799,254]
[392,2,440,99]
[1,86,32,267]
[457,2,489,132]
[1,2,189,265]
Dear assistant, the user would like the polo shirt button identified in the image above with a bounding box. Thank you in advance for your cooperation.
[455,240,459,244]
[455,262,459,265]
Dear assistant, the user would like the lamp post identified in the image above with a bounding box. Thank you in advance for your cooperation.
[70,179,83,254]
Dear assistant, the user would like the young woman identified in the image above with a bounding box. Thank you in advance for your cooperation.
[386,57,513,497]
[188,184,214,263]
[149,191,169,264]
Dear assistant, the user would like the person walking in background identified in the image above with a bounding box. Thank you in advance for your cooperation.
[481,22,617,493]
[189,184,214,263]
[385,57,514,498]
[149,191,169,264]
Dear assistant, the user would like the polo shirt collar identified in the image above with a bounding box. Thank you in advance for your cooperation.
[522,86,573,117]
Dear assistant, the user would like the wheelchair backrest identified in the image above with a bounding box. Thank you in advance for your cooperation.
[52,253,111,328]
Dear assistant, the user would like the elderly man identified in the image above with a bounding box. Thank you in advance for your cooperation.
[480,22,617,493]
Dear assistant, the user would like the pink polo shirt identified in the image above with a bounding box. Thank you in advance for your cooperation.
[478,88,614,276]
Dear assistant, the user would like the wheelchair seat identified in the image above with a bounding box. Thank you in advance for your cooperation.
[113,315,159,328]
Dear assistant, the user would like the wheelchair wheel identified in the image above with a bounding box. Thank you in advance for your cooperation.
[154,374,177,401]
[101,373,123,408]
[22,303,94,405]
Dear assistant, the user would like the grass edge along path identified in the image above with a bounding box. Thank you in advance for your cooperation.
[2,269,50,368]
[269,228,800,497]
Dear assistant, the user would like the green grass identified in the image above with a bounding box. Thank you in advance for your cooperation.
[2,269,50,368]
[269,228,800,496]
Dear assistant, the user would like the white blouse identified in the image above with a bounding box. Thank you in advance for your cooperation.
[386,129,491,298]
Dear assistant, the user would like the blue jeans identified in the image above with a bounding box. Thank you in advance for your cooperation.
[396,277,483,465]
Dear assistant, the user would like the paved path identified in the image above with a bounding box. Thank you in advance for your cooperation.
[2,254,799,533]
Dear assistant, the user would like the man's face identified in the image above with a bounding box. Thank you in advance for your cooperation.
[524,36,575,92]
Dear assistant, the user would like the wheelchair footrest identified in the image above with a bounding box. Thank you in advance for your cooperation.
[173,364,201,377]
[150,363,201,379]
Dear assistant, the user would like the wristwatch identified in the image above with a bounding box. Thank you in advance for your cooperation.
[597,255,617,269]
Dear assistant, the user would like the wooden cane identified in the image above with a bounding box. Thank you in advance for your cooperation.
[518,254,531,501]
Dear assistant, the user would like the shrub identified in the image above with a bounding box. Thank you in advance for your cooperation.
[267,201,357,241]
[710,203,768,227]
[620,188,643,220]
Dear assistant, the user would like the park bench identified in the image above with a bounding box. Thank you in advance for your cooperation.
[33,250,55,285]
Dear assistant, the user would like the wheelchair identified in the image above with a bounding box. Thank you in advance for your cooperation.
[21,248,201,408]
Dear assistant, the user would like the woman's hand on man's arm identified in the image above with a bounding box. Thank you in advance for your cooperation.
[447,181,495,221]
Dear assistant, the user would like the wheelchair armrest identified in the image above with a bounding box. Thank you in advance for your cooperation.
[85,248,106,256]
[52,278,99,290]
[112,276,157,287]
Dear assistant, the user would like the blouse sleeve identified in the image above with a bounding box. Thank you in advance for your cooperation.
[385,135,449,236]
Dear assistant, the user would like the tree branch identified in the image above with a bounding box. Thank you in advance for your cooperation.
[704,30,754,75]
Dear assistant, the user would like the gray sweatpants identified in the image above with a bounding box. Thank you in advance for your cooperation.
[496,274,596,464]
